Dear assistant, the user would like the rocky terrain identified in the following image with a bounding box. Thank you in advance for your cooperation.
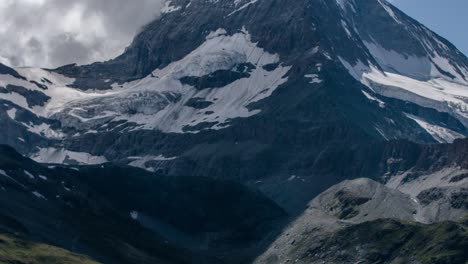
[255,178,468,264]
[257,218,468,264]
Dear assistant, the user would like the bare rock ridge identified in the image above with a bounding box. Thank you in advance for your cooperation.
[256,178,468,264]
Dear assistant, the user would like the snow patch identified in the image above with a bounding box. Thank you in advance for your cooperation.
[53,29,290,133]
[405,113,464,143]
[287,175,297,181]
[377,0,402,24]
[161,1,181,14]
[229,0,259,16]
[21,122,64,139]
[32,191,46,200]
[363,41,432,80]
[31,147,108,165]
[335,0,355,12]
[339,57,468,129]
[6,108,16,120]
[130,211,139,220]
[0,169,26,188]
[386,167,468,199]
[1,30,291,135]
[206,28,227,40]
[362,90,385,108]
[128,155,178,171]
[304,74,322,84]
[341,20,353,38]
[24,170,35,179]
[375,127,389,141]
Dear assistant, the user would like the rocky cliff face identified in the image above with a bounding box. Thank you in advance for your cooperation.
[257,218,468,264]
[255,178,468,264]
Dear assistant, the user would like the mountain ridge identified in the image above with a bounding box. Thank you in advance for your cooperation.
[0,144,287,264]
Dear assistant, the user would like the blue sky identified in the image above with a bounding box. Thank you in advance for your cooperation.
[391,0,468,56]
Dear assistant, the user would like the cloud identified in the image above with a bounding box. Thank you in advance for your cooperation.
[0,0,163,68]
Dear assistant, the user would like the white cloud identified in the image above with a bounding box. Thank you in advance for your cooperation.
[0,0,163,68]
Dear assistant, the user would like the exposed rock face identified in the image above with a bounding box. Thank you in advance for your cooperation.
[259,219,468,264]
[255,178,468,264]
[316,179,418,222]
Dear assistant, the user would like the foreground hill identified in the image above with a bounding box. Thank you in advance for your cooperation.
[257,219,468,264]
[0,145,286,264]
[256,178,468,264]
[0,232,99,264]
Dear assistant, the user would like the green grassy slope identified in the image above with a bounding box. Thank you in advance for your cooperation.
[0,233,100,264]
[304,219,468,264]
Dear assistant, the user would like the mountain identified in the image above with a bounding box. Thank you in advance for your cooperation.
[257,217,468,264]
[256,178,467,264]
[0,0,467,263]
[0,145,286,263]
[1,144,466,263]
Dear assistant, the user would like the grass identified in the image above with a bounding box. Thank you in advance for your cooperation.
[0,233,100,264]
[301,218,468,264]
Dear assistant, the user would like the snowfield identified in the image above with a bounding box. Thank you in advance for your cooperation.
[1,28,290,135]
[339,41,468,143]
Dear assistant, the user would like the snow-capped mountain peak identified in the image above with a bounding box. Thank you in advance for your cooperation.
[0,0,467,167]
